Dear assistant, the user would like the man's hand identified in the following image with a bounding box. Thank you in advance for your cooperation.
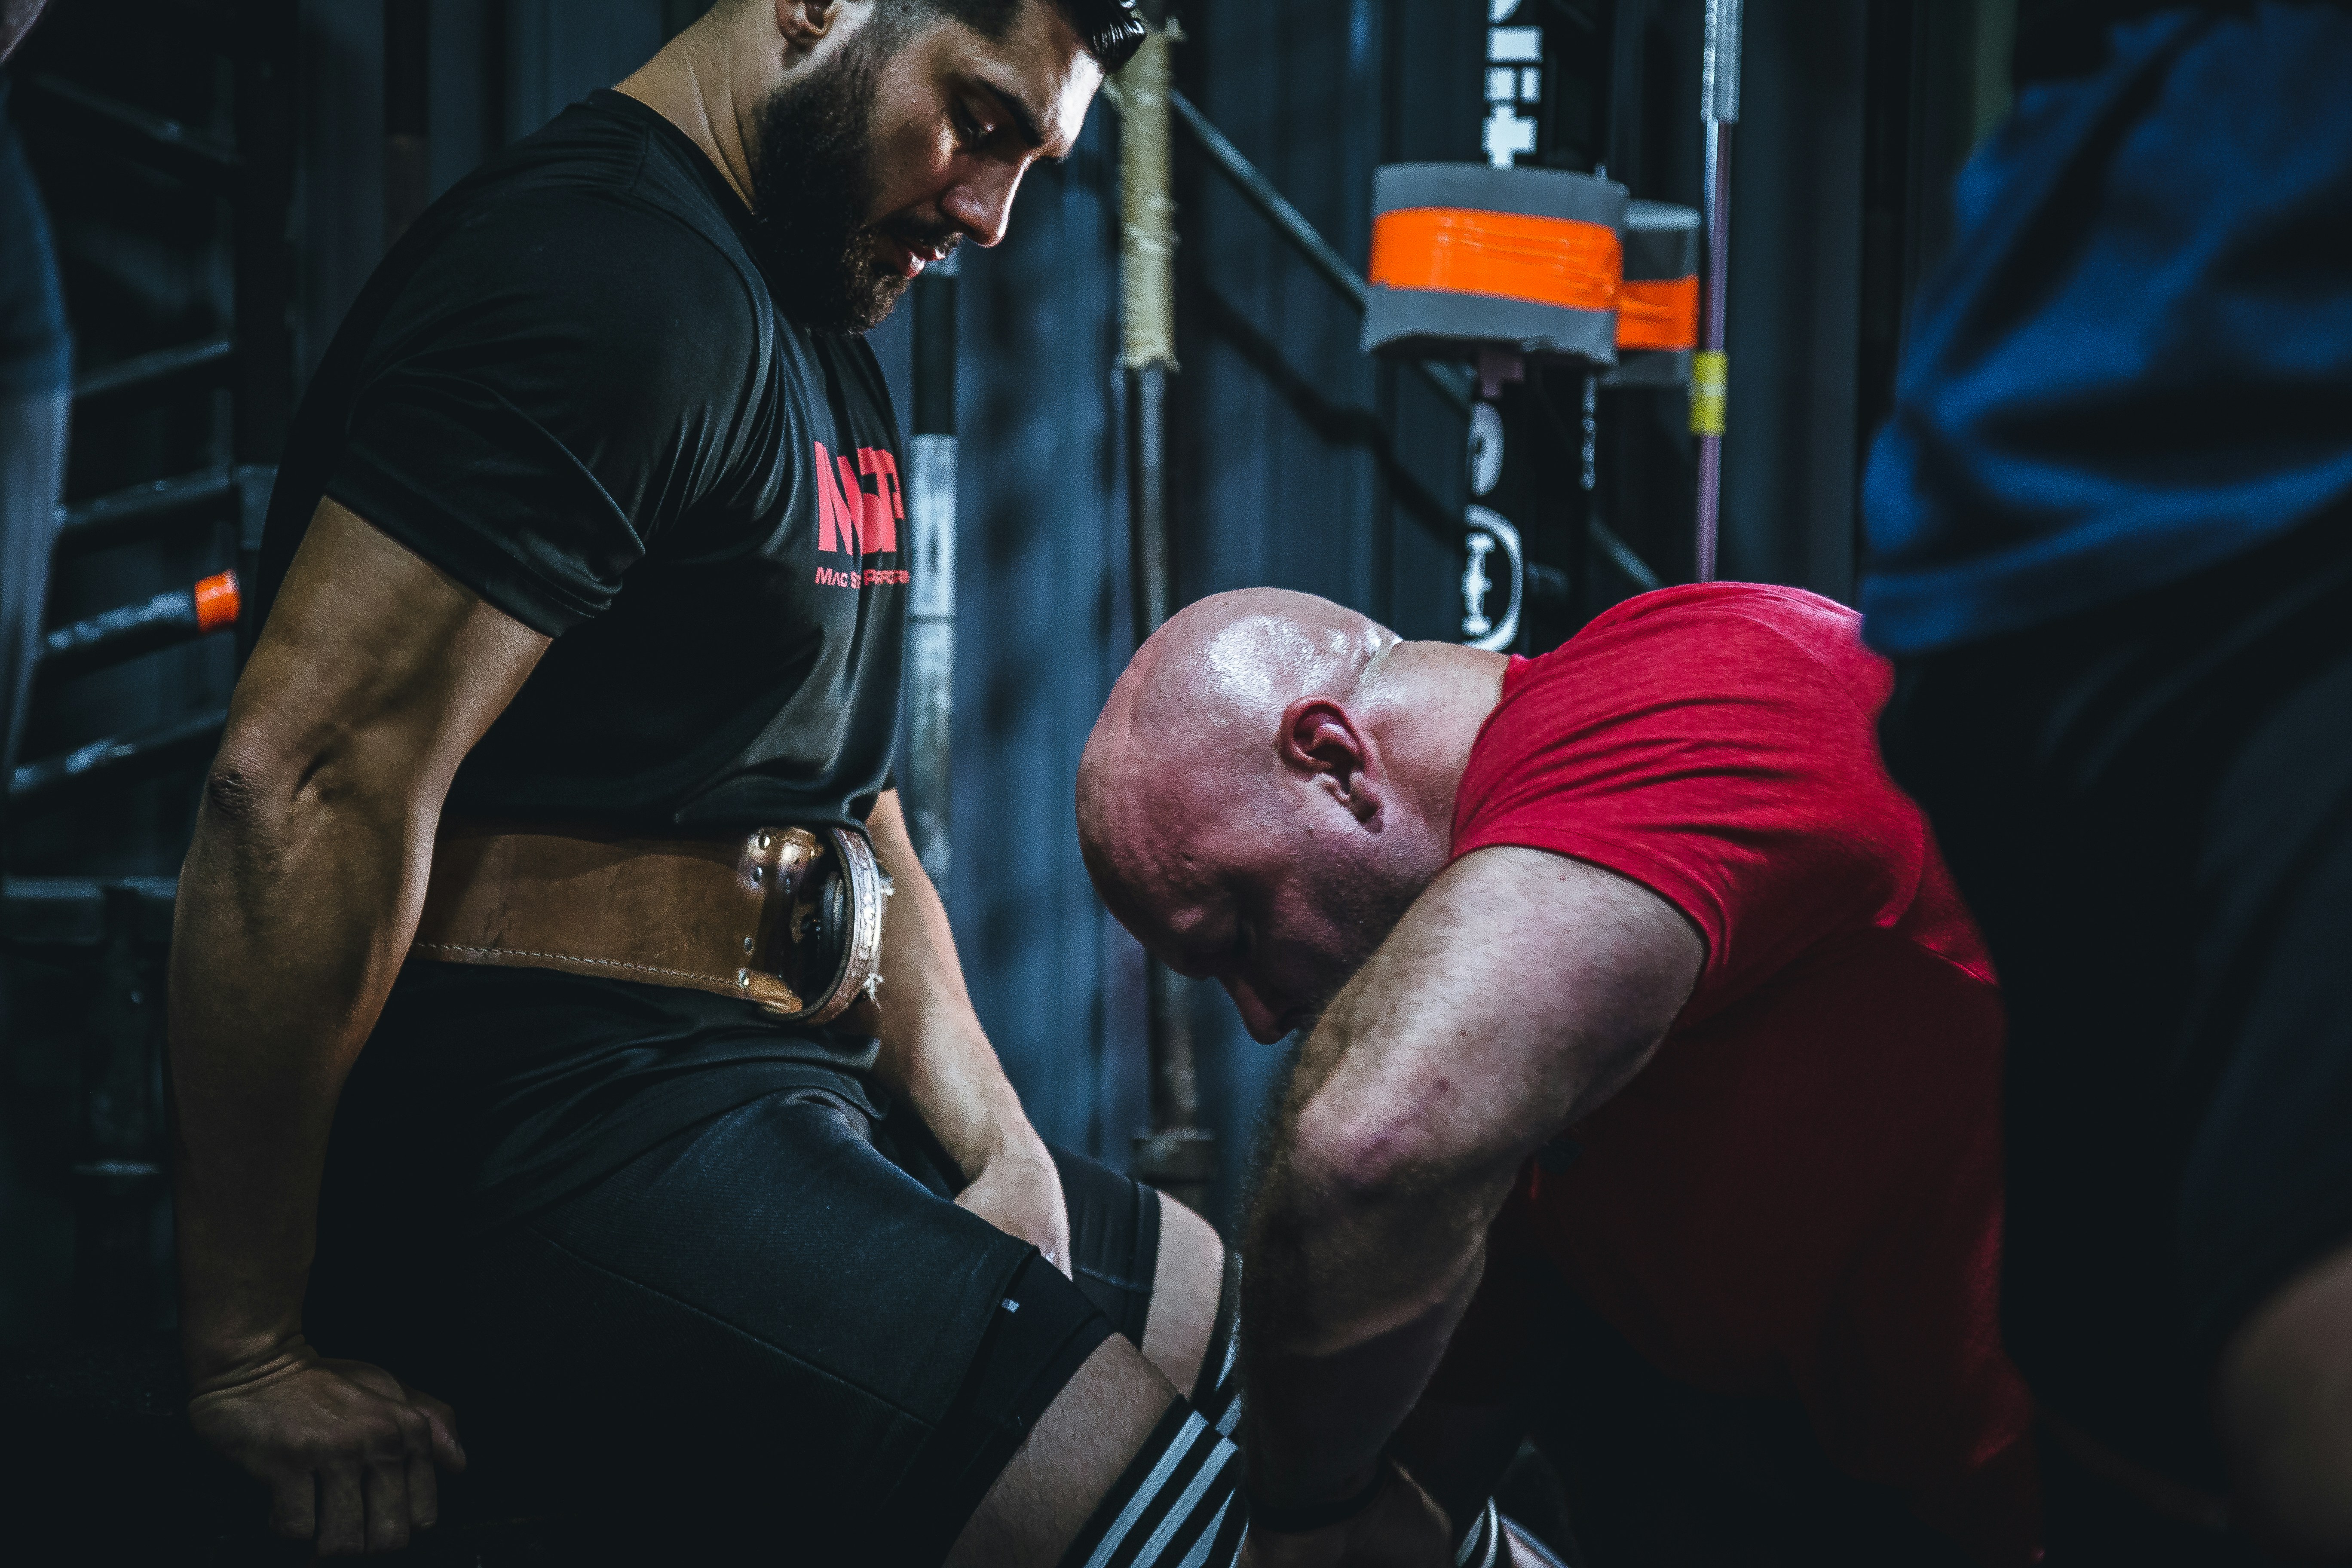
[188,1340,466,1556]
[1241,1463,1452,1568]
[955,1127,1073,1275]
[865,792,1075,1270]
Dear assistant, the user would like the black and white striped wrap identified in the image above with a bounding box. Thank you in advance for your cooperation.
[1058,1402,1250,1568]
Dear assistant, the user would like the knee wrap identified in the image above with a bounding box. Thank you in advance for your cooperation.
[1454,1498,1500,1568]
[1058,1400,1249,1568]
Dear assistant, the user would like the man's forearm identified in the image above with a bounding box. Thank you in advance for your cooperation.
[1237,851,1700,1512]
[1240,1093,1492,1504]
[865,792,1042,1182]
[169,772,431,1378]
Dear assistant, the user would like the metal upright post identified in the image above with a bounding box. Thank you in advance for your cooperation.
[904,256,959,900]
[1118,13,1216,1216]
[230,0,297,471]
[1693,0,1741,581]
[231,0,295,666]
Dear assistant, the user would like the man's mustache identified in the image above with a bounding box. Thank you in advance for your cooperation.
[873,217,963,258]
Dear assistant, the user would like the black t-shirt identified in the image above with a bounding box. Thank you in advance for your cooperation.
[266,91,913,1227]
[260,89,907,833]
[0,77,72,396]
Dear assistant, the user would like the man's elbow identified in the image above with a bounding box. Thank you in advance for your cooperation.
[198,747,285,836]
[195,719,374,843]
[196,716,329,832]
[1287,1096,1439,1222]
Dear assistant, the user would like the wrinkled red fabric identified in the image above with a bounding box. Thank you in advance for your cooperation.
[1443,583,2038,1566]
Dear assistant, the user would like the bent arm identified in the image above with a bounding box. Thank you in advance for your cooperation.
[170,499,547,1382]
[1240,845,1702,1513]
[866,791,1070,1269]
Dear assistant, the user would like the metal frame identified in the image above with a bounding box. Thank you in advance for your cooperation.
[3,0,300,1335]
[1164,80,1660,613]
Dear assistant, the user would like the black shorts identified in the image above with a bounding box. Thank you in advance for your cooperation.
[1879,510,2352,1501]
[307,1082,1167,1566]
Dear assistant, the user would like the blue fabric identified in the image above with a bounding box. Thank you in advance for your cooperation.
[1861,3,2352,657]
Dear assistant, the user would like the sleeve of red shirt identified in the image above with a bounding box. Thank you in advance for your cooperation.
[1449,586,1928,1021]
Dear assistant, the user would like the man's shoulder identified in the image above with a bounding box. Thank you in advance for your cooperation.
[1575,582,1860,652]
[414,99,769,345]
[1506,582,1878,714]
[1461,582,1902,847]
[373,181,772,426]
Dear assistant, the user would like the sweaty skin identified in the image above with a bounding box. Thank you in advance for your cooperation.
[1079,591,1704,1567]
[171,4,1163,1557]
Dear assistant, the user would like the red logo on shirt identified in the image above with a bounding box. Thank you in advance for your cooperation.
[814,441,902,558]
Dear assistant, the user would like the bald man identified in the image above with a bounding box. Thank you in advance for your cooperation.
[1078,584,2040,1567]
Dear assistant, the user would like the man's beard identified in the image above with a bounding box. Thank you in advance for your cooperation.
[745,26,958,334]
[1284,867,1426,1040]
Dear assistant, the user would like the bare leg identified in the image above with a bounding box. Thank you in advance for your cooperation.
[945,1333,1179,1567]
[2215,1236,2352,1558]
[1141,1192,1222,1396]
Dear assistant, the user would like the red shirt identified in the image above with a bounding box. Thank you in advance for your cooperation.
[1446,583,2036,1564]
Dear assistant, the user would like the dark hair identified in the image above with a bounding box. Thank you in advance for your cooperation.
[912,0,1148,72]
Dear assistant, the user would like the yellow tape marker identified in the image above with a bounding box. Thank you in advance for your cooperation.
[1690,349,1728,436]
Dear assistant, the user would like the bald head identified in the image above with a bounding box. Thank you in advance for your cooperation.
[1081,588,1395,828]
[1078,588,1502,1042]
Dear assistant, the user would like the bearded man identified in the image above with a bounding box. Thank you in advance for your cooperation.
[1078,586,2040,1567]
[169,4,1247,1563]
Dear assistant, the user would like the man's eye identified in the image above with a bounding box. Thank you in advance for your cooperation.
[952,106,992,148]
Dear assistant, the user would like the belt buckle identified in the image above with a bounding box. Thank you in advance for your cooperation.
[745,824,893,1026]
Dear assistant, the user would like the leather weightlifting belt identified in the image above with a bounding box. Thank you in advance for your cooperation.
[410,819,893,1027]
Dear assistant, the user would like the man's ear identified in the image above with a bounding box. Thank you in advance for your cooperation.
[1278,698,1381,823]
[775,0,843,62]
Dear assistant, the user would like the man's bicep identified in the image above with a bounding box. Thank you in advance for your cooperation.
[1312,846,1704,1179]
[223,498,548,790]
[1449,845,1704,1120]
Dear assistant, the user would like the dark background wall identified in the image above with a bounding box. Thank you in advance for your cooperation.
[1,0,2012,1341]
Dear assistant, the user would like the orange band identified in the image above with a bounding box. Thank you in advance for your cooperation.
[1369,206,1621,315]
[1616,274,1699,351]
[193,570,240,634]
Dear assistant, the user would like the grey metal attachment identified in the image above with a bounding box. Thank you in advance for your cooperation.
[1602,199,1700,390]
[759,826,890,1027]
[1362,163,1629,368]
[1695,0,1744,581]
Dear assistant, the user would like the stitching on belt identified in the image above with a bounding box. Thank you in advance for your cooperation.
[413,941,739,989]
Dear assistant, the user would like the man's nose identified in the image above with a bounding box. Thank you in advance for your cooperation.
[940,163,1025,248]
[1219,977,1289,1046]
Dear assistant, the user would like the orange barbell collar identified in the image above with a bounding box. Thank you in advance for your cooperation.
[1617,274,1700,352]
[1369,206,1622,315]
